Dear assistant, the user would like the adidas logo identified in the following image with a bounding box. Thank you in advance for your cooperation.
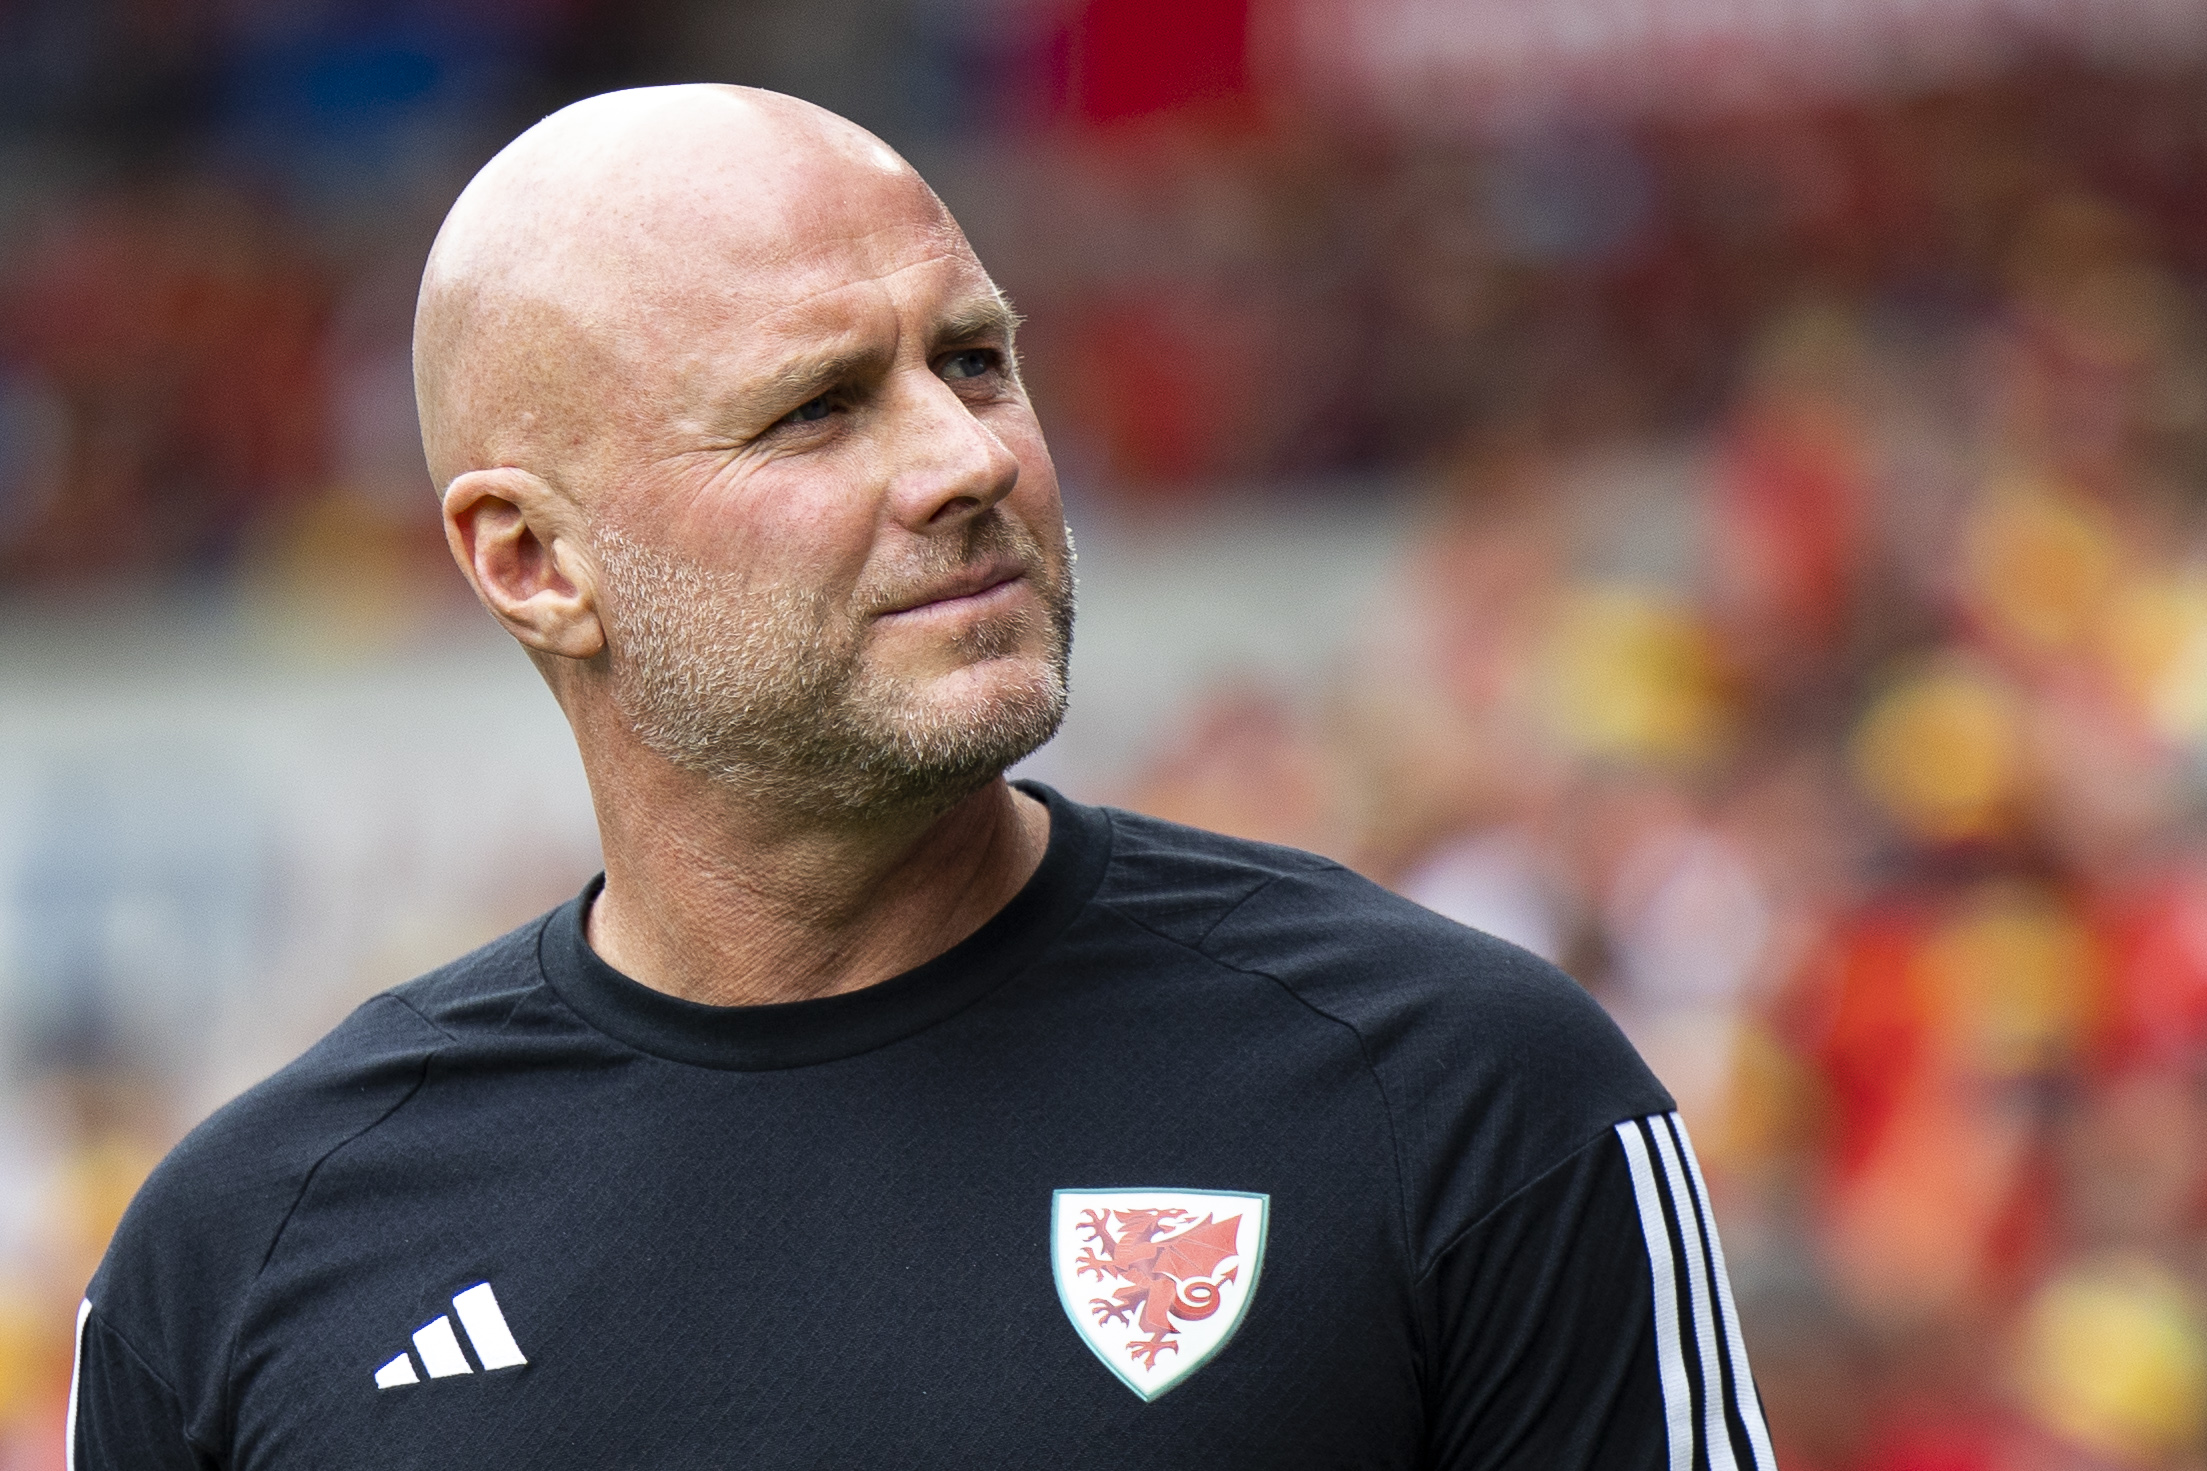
[374,1282,528,1389]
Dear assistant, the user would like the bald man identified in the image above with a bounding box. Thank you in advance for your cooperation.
[72,88,1773,1471]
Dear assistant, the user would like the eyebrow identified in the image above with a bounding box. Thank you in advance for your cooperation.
[931,296,1022,350]
[741,344,888,422]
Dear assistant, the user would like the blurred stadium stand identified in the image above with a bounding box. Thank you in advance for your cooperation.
[8,1,2207,1466]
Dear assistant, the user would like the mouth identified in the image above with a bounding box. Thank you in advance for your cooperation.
[875,559,1030,621]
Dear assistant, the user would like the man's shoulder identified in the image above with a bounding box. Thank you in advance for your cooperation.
[142,911,550,1208]
[85,914,555,1402]
[1094,804,1596,1021]
[1086,803,1345,945]
[1091,807,1672,1260]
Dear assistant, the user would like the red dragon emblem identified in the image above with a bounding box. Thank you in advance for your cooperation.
[1074,1208,1244,1369]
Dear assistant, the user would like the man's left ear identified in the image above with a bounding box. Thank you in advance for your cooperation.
[441,467,606,661]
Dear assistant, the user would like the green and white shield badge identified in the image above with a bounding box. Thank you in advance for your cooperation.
[1050,1187,1269,1400]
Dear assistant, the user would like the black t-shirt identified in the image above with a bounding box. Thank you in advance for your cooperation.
[72,785,1776,1469]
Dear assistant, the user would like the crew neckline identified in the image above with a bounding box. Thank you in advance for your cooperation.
[535,781,1112,1071]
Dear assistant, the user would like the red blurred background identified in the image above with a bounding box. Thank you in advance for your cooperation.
[6,1,2207,1466]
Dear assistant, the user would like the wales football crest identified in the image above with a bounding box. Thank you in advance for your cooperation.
[1050,1187,1269,1400]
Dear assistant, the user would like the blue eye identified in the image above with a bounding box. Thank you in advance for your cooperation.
[786,395,833,424]
[942,350,994,381]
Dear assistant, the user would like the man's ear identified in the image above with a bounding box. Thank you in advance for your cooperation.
[442,468,606,660]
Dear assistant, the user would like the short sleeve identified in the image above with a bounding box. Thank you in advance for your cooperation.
[1422,1113,1778,1471]
[68,1302,212,1471]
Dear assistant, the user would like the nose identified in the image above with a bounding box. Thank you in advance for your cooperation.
[881,368,1022,533]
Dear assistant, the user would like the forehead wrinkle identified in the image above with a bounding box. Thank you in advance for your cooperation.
[748,243,973,325]
[634,232,967,370]
[675,244,994,402]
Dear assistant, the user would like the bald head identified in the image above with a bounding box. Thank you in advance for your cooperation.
[414,85,958,498]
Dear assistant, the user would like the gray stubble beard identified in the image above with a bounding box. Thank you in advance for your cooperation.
[593,515,1075,819]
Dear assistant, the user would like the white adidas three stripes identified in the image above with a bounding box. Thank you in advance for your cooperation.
[375,1281,529,1387]
[67,1282,529,1466]
[1615,1112,1778,1471]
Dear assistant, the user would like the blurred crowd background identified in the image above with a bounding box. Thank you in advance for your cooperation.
[8,0,2207,1466]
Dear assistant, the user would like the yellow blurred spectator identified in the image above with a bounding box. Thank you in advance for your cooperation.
[2097,568,2207,746]
[1915,882,2102,1077]
[1707,1017,1817,1175]
[1962,474,2124,657]
[1850,657,2025,845]
[2015,1254,2207,1467]
[1543,585,1732,767]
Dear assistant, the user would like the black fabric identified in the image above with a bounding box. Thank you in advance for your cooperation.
[75,784,1758,1469]
[1423,1132,1667,1470]
[70,1314,209,1471]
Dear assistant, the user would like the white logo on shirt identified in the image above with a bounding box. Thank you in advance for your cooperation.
[373,1281,528,1389]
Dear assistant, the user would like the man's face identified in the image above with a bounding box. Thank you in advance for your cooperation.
[586,172,1073,815]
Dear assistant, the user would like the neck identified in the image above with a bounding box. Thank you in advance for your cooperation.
[581,755,1052,1007]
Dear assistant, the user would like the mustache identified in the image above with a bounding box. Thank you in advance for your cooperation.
[850,510,1058,619]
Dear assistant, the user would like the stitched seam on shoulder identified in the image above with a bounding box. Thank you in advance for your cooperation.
[1194,862,1357,949]
[1097,811,1345,952]
[492,980,540,1036]
[488,912,562,1036]
[220,1000,447,1449]
[83,1308,220,1459]
[1095,898,1418,1277]
[1411,1123,1621,1285]
[1189,871,1290,948]
[382,989,460,1042]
